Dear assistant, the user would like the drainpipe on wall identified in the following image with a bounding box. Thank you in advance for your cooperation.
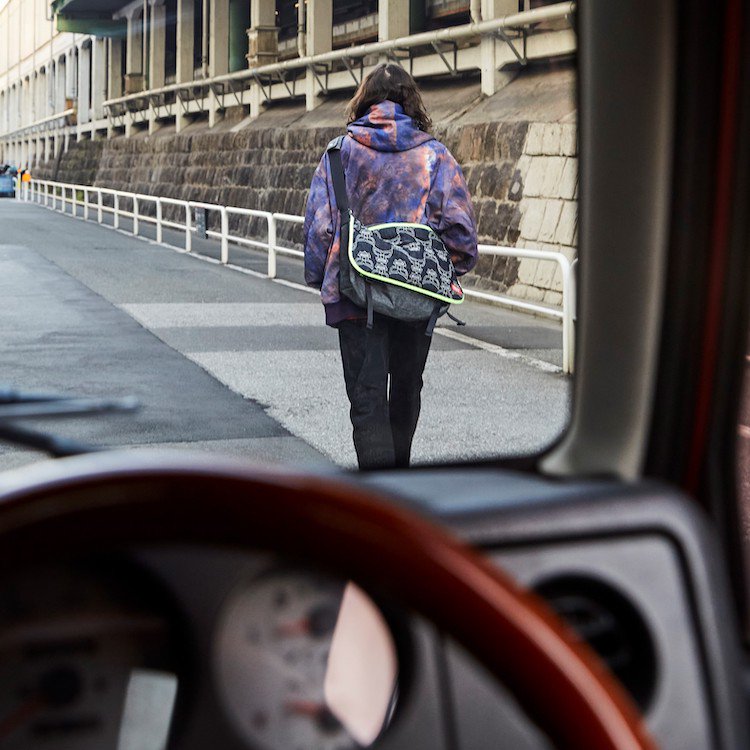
[142,0,149,87]
[202,0,209,77]
[297,0,306,58]
[470,0,482,23]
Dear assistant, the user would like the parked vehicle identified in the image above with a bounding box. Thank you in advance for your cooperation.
[0,165,15,198]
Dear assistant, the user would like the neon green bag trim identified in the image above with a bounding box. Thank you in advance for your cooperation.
[368,221,439,232]
[347,219,464,306]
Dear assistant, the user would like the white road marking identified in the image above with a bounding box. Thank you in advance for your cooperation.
[29,202,562,373]
[119,303,319,328]
[186,349,568,467]
[272,278,319,295]
[433,327,562,374]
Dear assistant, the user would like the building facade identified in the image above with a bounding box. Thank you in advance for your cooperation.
[0,0,575,167]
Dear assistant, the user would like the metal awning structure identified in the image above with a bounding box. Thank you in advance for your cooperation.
[50,0,129,37]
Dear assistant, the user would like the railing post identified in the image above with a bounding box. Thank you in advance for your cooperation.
[83,188,89,220]
[71,186,77,216]
[114,193,120,229]
[569,259,578,374]
[220,207,229,264]
[132,195,139,236]
[185,204,192,252]
[156,198,163,244]
[560,256,573,375]
[97,190,103,223]
[267,213,277,278]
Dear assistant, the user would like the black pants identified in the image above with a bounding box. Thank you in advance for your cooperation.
[338,316,432,470]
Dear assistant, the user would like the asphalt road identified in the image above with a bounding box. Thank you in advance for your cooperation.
[0,200,571,471]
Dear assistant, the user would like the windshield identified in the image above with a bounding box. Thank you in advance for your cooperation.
[0,0,576,472]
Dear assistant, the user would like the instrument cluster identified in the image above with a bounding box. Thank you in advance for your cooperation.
[213,570,399,750]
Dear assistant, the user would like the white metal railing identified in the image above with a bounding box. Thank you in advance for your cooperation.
[0,3,574,157]
[103,3,574,114]
[0,108,76,142]
[474,244,574,373]
[98,3,574,131]
[21,178,576,373]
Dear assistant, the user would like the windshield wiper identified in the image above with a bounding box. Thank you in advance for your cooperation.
[0,387,140,458]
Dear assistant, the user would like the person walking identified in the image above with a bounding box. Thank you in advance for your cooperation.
[303,64,478,470]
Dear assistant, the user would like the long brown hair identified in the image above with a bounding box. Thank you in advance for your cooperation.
[346,64,432,132]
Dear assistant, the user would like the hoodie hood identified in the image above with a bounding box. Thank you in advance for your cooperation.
[347,100,434,153]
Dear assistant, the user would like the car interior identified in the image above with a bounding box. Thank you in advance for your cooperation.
[1,1,750,749]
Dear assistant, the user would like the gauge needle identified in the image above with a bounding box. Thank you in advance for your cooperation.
[276,604,339,638]
[0,695,44,743]
[285,699,322,717]
[284,700,340,732]
[276,619,310,637]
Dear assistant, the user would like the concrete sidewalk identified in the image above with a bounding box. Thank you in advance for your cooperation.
[0,200,570,470]
[29,193,567,369]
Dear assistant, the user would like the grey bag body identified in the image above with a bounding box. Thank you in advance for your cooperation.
[327,136,464,334]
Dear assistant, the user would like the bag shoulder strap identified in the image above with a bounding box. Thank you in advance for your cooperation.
[326,135,349,216]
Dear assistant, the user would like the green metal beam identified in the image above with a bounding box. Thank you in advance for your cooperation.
[56,15,127,37]
[229,0,250,73]
[50,0,79,13]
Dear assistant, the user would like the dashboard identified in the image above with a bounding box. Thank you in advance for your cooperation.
[0,463,747,750]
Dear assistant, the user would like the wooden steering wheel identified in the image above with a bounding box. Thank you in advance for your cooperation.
[0,453,656,750]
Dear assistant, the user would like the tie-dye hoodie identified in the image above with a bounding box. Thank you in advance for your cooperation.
[303,100,478,326]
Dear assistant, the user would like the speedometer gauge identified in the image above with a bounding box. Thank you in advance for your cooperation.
[213,570,398,750]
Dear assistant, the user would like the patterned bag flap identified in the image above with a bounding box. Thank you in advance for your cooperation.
[347,215,464,305]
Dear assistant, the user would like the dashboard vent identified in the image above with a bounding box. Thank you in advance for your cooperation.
[535,575,657,712]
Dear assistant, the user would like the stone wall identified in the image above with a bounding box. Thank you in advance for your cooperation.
[35,81,577,308]
[446,121,528,295]
[40,139,104,188]
[511,121,578,307]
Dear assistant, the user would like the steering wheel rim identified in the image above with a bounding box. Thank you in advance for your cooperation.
[0,452,656,750]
